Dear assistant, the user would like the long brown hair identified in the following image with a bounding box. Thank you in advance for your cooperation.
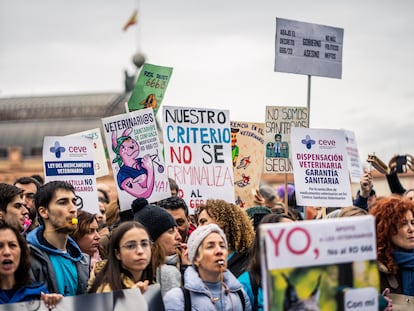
[369,196,414,274]
[88,221,153,292]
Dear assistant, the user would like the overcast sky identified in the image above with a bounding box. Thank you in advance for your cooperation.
[1,0,413,167]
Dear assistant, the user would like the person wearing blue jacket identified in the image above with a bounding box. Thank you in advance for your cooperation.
[26,181,89,296]
[0,223,62,308]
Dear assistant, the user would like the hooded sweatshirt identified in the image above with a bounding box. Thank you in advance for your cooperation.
[26,226,90,296]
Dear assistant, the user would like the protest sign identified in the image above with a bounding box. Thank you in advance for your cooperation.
[163,106,235,213]
[102,108,170,210]
[43,136,98,214]
[68,128,109,178]
[260,216,379,311]
[275,17,344,79]
[344,130,363,183]
[231,121,264,208]
[264,106,308,174]
[127,63,173,115]
[0,288,154,311]
[290,127,353,207]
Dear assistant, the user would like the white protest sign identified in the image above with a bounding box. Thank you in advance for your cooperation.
[67,128,109,178]
[0,288,149,311]
[275,17,344,79]
[291,127,353,207]
[264,106,308,174]
[101,108,170,210]
[344,129,363,183]
[344,288,378,311]
[260,216,378,311]
[43,136,99,214]
[162,106,235,213]
[261,216,376,269]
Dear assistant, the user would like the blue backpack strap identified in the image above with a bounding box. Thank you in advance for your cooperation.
[181,287,191,311]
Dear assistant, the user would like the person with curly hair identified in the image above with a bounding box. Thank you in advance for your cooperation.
[369,196,414,299]
[196,199,255,278]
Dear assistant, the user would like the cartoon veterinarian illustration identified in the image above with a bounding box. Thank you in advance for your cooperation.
[112,129,155,198]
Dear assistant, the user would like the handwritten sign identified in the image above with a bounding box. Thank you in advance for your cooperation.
[102,108,169,210]
[163,106,235,213]
[231,121,264,208]
[127,63,173,115]
[264,106,308,174]
[275,17,344,79]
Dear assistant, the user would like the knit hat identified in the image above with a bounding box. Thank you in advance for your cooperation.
[187,223,227,263]
[277,184,295,200]
[245,206,272,219]
[132,198,177,241]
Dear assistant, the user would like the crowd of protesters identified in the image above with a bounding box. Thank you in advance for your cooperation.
[0,153,414,310]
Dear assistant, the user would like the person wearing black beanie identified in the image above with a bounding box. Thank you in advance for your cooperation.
[132,198,177,242]
[132,198,182,296]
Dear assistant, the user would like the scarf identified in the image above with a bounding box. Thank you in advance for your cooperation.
[393,249,414,295]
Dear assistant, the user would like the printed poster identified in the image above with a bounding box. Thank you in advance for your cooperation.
[68,128,109,178]
[43,136,99,214]
[264,106,308,174]
[344,130,363,183]
[127,63,173,115]
[275,17,344,79]
[231,121,265,209]
[290,127,353,207]
[260,216,379,311]
[163,106,235,213]
[101,108,170,210]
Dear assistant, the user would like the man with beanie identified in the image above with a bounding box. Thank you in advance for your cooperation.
[163,224,250,310]
[132,198,182,296]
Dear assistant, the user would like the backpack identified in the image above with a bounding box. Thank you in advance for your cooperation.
[248,271,260,311]
[181,286,246,311]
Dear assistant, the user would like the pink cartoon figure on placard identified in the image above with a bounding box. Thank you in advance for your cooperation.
[112,129,155,198]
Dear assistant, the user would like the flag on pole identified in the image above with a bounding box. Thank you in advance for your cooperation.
[123,10,138,31]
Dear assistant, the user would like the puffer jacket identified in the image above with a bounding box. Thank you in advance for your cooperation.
[163,266,251,311]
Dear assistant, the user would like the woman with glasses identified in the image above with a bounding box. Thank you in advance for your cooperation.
[88,221,153,294]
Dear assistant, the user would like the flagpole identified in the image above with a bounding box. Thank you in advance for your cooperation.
[136,0,141,53]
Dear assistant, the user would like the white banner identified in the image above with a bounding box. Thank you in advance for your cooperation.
[290,127,353,207]
[101,108,170,210]
[43,136,98,214]
[162,106,235,213]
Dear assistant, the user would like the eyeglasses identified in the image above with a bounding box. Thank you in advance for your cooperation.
[121,240,152,252]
